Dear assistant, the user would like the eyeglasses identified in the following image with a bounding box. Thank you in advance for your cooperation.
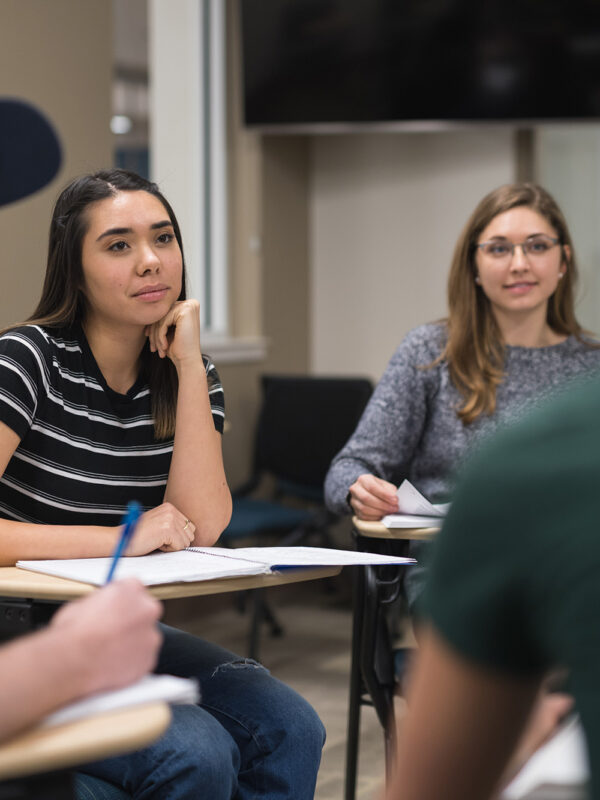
[476,234,560,261]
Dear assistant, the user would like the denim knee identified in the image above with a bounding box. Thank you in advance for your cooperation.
[203,656,325,750]
[82,704,241,800]
[152,628,326,799]
[280,684,326,762]
[162,705,241,795]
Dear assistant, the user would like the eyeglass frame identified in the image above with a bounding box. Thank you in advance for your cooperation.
[475,235,561,260]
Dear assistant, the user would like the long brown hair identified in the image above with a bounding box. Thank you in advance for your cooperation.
[21,168,187,439]
[442,183,582,424]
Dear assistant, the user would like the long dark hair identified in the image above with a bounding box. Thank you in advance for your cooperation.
[27,168,186,439]
[441,182,584,424]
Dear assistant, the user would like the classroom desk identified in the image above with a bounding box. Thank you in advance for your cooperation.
[351,518,439,541]
[0,702,170,782]
[0,565,341,602]
[345,517,439,800]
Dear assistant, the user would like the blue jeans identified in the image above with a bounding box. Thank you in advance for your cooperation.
[80,624,325,799]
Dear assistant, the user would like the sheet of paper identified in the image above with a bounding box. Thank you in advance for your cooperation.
[381,514,443,529]
[396,480,450,517]
[501,716,589,800]
[42,674,199,728]
[190,546,416,568]
[17,550,267,586]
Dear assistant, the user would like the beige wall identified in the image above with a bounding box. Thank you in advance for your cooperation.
[0,0,112,327]
[309,130,516,381]
[262,136,310,373]
[223,128,518,485]
[220,135,311,489]
[536,125,600,336]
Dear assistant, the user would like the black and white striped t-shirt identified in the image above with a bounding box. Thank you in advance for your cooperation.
[0,324,225,526]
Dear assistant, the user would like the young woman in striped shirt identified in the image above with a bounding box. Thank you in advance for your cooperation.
[0,169,324,800]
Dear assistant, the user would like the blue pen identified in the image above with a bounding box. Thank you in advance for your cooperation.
[105,501,143,584]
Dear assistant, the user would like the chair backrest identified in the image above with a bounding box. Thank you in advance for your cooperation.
[253,374,373,494]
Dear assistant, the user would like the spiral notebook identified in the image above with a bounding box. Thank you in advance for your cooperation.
[17,545,416,587]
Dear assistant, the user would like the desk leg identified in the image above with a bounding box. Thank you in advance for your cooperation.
[344,565,365,800]
[360,566,397,783]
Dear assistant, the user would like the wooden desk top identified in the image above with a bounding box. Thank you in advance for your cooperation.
[0,565,342,602]
[352,517,439,541]
[0,702,170,780]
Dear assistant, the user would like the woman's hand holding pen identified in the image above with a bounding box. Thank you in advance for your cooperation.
[145,299,203,371]
[124,502,196,556]
[348,474,399,521]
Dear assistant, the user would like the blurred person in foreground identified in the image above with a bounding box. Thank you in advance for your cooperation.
[0,579,162,741]
[386,372,600,800]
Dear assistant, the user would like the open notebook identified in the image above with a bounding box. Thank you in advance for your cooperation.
[42,674,199,729]
[17,546,416,587]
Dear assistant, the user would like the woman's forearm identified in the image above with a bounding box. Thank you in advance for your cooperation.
[0,519,119,565]
[164,358,231,545]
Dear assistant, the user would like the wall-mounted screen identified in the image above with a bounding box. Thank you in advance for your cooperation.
[240,0,600,129]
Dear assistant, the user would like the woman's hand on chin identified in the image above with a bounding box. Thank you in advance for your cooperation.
[145,299,203,369]
[125,502,196,555]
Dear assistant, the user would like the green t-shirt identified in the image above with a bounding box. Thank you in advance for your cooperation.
[424,373,600,798]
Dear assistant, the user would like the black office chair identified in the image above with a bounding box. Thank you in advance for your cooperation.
[219,374,374,660]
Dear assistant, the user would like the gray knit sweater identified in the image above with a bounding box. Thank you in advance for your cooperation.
[324,322,600,600]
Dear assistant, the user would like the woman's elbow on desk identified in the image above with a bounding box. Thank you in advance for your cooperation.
[190,487,232,548]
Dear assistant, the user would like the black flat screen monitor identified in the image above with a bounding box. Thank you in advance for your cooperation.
[240,0,600,129]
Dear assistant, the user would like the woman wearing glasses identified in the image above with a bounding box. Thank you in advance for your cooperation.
[325,182,600,610]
